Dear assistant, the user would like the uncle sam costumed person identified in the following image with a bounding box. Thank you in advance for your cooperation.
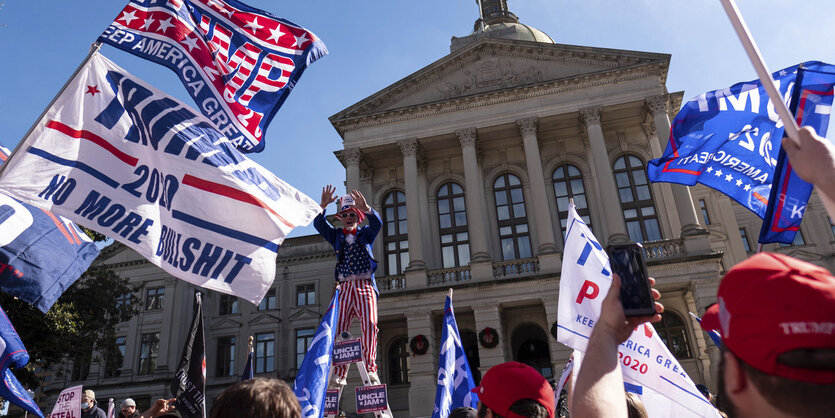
[314,185,383,386]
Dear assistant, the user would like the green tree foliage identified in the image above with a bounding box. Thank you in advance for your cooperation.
[1,251,139,389]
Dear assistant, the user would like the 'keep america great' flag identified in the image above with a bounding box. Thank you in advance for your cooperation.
[99,0,327,153]
[648,62,835,243]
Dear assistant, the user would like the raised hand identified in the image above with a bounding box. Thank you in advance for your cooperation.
[320,185,338,209]
[350,189,371,212]
[598,274,663,344]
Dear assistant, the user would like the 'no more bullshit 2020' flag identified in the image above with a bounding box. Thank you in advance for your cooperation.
[0,145,99,313]
[99,0,327,153]
[0,52,321,305]
[557,203,718,417]
[647,62,835,244]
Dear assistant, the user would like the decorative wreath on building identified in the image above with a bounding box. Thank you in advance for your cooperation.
[410,335,428,355]
[478,327,499,348]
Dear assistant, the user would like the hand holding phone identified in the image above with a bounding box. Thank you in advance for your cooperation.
[606,243,655,317]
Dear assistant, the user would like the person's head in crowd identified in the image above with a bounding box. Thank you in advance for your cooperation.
[81,389,97,411]
[209,378,300,418]
[449,406,478,418]
[120,398,136,416]
[471,361,554,418]
[700,253,835,417]
[624,392,648,418]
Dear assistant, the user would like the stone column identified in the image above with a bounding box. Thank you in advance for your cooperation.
[456,128,491,263]
[580,106,629,244]
[517,117,559,255]
[398,139,427,272]
[473,304,506,375]
[646,95,705,236]
[343,147,362,192]
[406,310,436,416]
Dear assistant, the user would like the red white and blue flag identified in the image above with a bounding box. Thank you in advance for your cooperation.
[98,0,327,153]
[0,52,321,305]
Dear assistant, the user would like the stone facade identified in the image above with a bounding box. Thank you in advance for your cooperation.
[39,14,835,418]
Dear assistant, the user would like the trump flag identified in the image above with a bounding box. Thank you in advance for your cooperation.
[98,0,327,153]
[293,288,339,417]
[647,62,835,243]
[0,306,43,417]
[0,52,321,305]
[432,292,478,418]
[557,203,718,417]
[0,144,99,313]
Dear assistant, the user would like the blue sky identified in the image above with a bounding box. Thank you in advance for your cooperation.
[1,0,834,237]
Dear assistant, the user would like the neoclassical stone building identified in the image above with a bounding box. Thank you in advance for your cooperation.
[40,1,835,417]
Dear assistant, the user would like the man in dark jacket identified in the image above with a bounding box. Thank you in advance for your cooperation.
[80,390,106,418]
[118,398,140,418]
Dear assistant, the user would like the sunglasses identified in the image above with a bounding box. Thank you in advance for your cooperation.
[339,212,357,219]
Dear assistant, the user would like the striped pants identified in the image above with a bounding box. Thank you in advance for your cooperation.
[334,280,378,379]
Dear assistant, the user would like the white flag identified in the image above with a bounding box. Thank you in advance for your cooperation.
[0,52,320,305]
[557,203,718,417]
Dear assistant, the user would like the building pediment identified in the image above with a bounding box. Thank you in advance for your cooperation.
[248,312,281,326]
[287,307,321,321]
[330,37,670,135]
[209,317,243,331]
[95,242,148,268]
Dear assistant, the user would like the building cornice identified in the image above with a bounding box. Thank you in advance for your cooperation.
[331,62,667,134]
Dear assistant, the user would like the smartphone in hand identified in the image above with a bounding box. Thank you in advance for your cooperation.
[606,243,655,317]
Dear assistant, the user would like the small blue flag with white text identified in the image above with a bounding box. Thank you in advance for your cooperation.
[432,292,478,418]
[293,288,339,417]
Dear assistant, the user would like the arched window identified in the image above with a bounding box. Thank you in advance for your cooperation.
[494,174,532,260]
[388,337,410,385]
[437,183,470,268]
[382,191,409,275]
[511,324,553,379]
[614,155,661,242]
[656,311,692,359]
[553,164,592,236]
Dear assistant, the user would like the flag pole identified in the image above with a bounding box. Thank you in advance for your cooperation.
[0,42,102,180]
[717,0,835,220]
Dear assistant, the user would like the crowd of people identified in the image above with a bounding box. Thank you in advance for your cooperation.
[80,127,835,418]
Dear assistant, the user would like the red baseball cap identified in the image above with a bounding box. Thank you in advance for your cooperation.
[470,362,554,418]
[700,253,835,384]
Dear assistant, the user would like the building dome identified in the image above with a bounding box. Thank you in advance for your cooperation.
[474,21,555,44]
[451,0,554,51]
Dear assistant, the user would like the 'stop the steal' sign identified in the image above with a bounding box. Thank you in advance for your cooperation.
[0,52,321,305]
[556,203,718,417]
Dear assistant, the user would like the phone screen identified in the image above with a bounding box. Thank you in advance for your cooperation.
[607,244,654,316]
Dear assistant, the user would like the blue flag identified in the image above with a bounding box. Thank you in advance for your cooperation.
[293,289,339,417]
[241,348,254,381]
[432,293,478,418]
[0,144,99,312]
[647,62,835,243]
[759,65,835,243]
[0,306,43,417]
